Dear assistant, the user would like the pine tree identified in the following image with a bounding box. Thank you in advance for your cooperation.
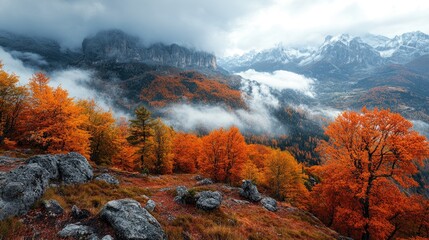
[127,106,155,171]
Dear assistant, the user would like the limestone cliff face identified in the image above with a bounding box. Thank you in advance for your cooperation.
[82,30,217,69]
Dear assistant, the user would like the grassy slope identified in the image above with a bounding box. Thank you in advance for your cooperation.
[0,162,339,240]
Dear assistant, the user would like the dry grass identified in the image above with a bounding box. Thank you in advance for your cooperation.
[0,217,24,240]
[39,180,151,213]
[0,172,339,240]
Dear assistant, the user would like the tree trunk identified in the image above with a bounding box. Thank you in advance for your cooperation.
[361,177,374,240]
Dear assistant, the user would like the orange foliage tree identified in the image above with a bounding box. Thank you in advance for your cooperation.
[172,132,202,173]
[78,99,119,165]
[0,63,27,144]
[263,149,308,205]
[17,73,90,156]
[146,118,175,174]
[112,117,139,171]
[200,126,247,183]
[311,108,429,240]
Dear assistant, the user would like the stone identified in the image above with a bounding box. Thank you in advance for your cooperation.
[174,186,190,204]
[58,223,95,238]
[231,199,250,205]
[196,178,213,186]
[43,199,64,215]
[261,197,278,212]
[145,199,156,212]
[95,173,119,185]
[58,152,93,184]
[194,175,203,181]
[101,235,114,240]
[26,154,60,180]
[239,180,262,202]
[195,191,222,211]
[0,164,49,220]
[100,199,166,240]
[71,205,91,220]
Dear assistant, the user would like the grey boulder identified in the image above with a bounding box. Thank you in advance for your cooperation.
[43,199,64,216]
[101,235,114,240]
[174,186,190,204]
[58,223,95,238]
[26,154,60,180]
[95,173,119,185]
[0,163,50,220]
[261,197,278,212]
[100,199,166,240]
[58,152,93,184]
[145,199,156,212]
[196,178,213,186]
[71,205,91,220]
[195,191,222,211]
[239,180,262,202]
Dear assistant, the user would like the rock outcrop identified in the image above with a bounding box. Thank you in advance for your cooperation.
[0,164,50,220]
[174,186,191,204]
[82,29,217,70]
[196,178,214,186]
[261,197,278,212]
[26,154,60,180]
[95,173,119,185]
[58,152,93,184]
[239,180,262,202]
[100,199,166,240]
[195,191,222,211]
[57,223,96,239]
[71,205,91,220]
[43,199,64,216]
[0,152,93,220]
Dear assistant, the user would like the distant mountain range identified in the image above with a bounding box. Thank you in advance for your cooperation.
[219,31,429,123]
[0,29,218,71]
[219,31,429,74]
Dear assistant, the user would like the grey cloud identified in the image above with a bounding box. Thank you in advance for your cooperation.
[0,0,269,53]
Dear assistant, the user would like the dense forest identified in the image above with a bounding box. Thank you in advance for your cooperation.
[1,64,429,239]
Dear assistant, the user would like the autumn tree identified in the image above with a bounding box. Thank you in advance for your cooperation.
[0,63,27,144]
[247,144,271,169]
[312,108,429,240]
[172,132,202,173]
[112,117,139,171]
[147,118,175,174]
[263,149,307,205]
[78,99,119,166]
[200,126,247,183]
[224,126,248,183]
[127,106,155,171]
[240,159,260,183]
[17,73,90,156]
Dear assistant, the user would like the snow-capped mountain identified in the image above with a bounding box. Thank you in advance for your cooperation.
[360,34,390,48]
[376,31,429,63]
[300,34,384,69]
[219,31,429,73]
[218,44,314,72]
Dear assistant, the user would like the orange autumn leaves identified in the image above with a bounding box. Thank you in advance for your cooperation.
[311,108,429,240]
[17,73,90,156]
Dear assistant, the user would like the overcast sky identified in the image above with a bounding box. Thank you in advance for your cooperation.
[1,0,429,56]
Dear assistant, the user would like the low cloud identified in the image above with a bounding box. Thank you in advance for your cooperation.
[9,51,48,66]
[0,47,35,84]
[162,79,285,135]
[0,47,128,117]
[237,69,316,97]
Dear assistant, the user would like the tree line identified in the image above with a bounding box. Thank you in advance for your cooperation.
[1,65,429,239]
[0,65,308,205]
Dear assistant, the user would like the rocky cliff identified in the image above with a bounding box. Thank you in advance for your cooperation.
[82,30,217,69]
